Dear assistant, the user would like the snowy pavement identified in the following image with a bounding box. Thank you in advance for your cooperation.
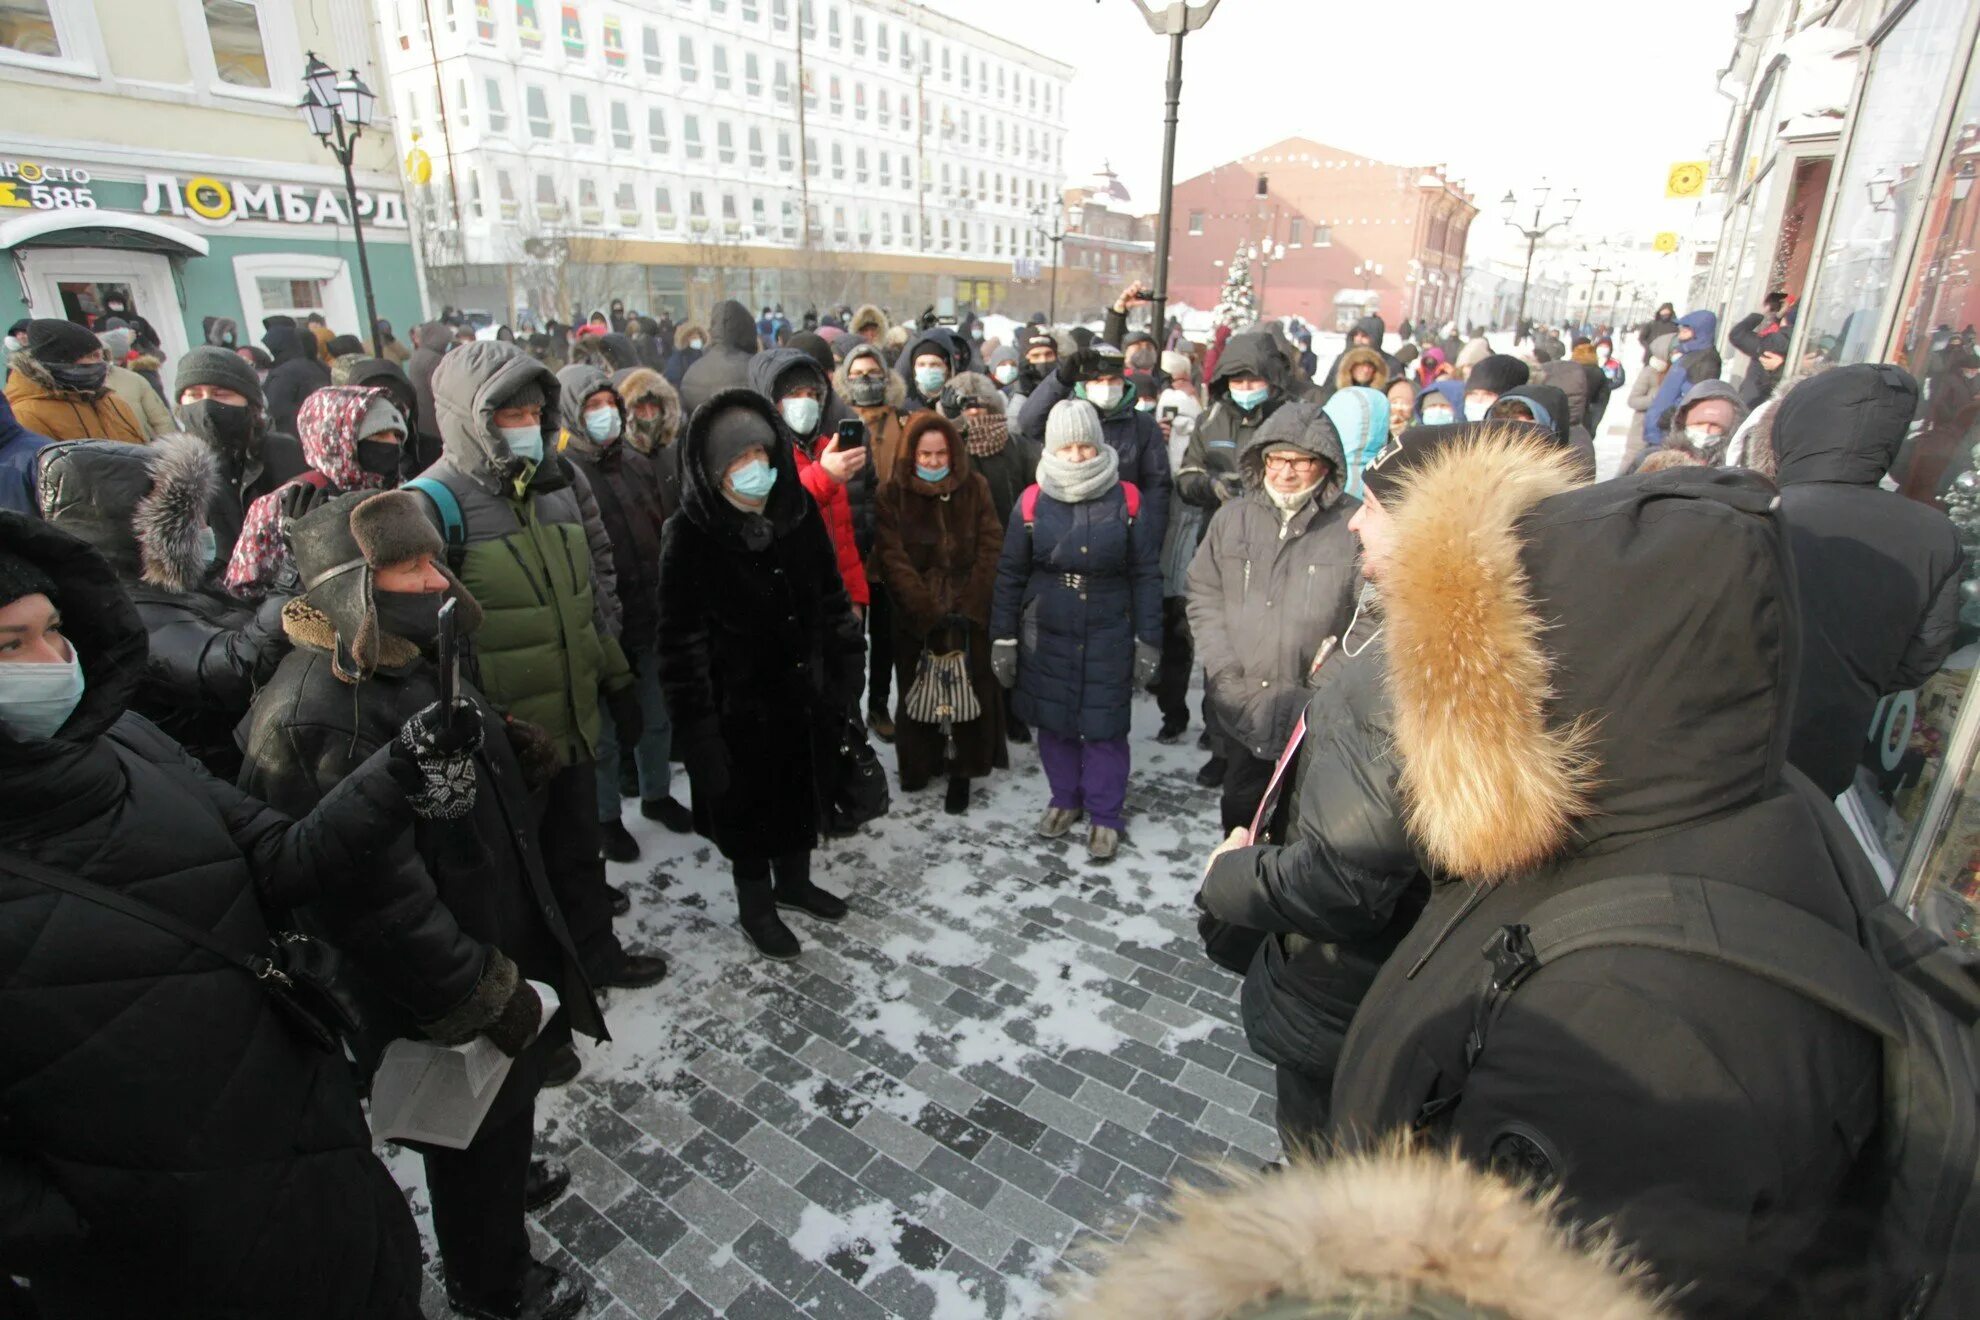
[386,691,1276,1319]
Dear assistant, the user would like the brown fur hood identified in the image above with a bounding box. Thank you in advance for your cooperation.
[836,343,908,411]
[849,303,888,337]
[672,321,707,351]
[1334,346,1390,392]
[614,366,682,452]
[1059,1144,1668,1320]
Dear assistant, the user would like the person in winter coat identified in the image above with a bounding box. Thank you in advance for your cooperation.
[1187,401,1360,835]
[342,356,421,472]
[986,343,1022,397]
[664,320,707,389]
[1415,379,1464,425]
[627,316,667,372]
[95,326,173,439]
[1771,365,1964,797]
[1622,332,1676,470]
[614,365,686,517]
[1489,382,1597,481]
[1016,342,1171,547]
[1638,302,1680,359]
[1324,434,1883,1318]
[679,301,760,417]
[172,346,308,562]
[203,314,241,351]
[1661,379,1750,466]
[1642,309,1722,451]
[837,342,911,738]
[3,319,146,444]
[1006,327,1059,425]
[238,489,603,1320]
[896,325,980,412]
[747,347,871,612]
[1728,310,1789,408]
[1322,315,1404,391]
[0,507,481,1320]
[1320,384,1390,498]
[657,388,864,959]
[0,395,49,516]
[406,320,454,468]
[875,412,1008,813]
[992,400,1162,861]
[1154,386,1208,745]
[850,303,888,345]
[1384,377,1418,440]
[789,330,872,555]
[1332,346,1389,396]
[36,434,288,778]
[1454,333,1493,374]
[260,317,333,438]
[223,385,407,597]
[372,318,411,365]
[1462,353,1529,423]
[555,363,690,861]
[1063,1145,1671,1320]
[410,340,665,993]
[1568,338,1614,434]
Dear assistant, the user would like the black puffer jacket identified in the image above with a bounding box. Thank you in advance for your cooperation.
[1773,365,1966,796]
[36,437,287,777]
[0,512,426,1320]
[678,300,762,420]
[556,364,667,653]
[261,319,333,438]
[1177,332,1293,512]
[1328,451,1882,1318]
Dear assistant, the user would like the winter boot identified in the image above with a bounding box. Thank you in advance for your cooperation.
[738,874,803,960]
[868,706,895,743]
[604,882,632,916]
[598,951,668,989]
[1007,712,1031,745]
[772,853,849,922]
[641,794,694,833]
[600,821,639,864]
[944,776,970,815]
[1037,806,1081,839]
[1087,825,1120,861]
[1196,728,1213,751]
[1156,717,1188,744]
[541,1042,581,1087]
[447,1260,586,1320]
[523,1157,571,1211]
[1195,755,1227,788]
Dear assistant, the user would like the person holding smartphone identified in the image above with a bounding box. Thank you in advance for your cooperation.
[747,348,870,619]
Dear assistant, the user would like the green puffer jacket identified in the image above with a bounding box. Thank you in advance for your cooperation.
[413,340,630,765]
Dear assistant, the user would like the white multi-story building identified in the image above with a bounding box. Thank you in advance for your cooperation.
[378,0,1072,323]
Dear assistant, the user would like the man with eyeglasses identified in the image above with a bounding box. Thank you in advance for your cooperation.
[1187,400,1360,834]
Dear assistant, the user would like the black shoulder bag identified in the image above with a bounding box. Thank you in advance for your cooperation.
[0,847,362,1053]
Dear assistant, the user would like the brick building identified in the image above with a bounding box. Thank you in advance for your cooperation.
[1165,137,1476,331]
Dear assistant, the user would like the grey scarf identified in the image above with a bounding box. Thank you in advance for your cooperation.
[1035,442,1120,504]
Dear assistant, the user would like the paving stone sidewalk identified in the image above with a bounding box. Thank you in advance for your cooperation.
[387,698,1280,1318]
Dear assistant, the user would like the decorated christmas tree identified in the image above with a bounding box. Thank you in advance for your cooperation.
[1213,245,1258,331]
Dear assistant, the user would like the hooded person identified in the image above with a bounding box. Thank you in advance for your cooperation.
[663,319,708,389]
[204,314,241,350]
[1622,331,1677,469]
[1728,311,1790,408]
[1176,330,1293,530]
[237,488,602,1320]
[1015,341,1172,548]
[373,317,411,364]
[946,371,1038,530]
[655,387,865,959]
[554,363,689,857]
[222,385,407,597]
[678,300,760,416]
[1332,346,1390,396]
[35,435,289,777]
[3,318,147,445]
[627,316,668,372]
[1416,345,1452,388]
[574,331,640,375]
[405,340,666,994]
[747,347,871,613]
[1415,379,1466,426]
[1322,314,1403,392]
[849,303,889,345]
[1642,309,1722,450]
[0,506,485,1320]
[1320,384,1391,499]
[894,325,980,412]
[405,320,455,469]
[1567,337,1614,433]
[790,329,872,552]
[259,316,333,438]
[1186,399,1360,835]
[990,399,1163,862]
[1638,302,1681,358]
[1489,382,1596,481]
[1533,353,1596,453]
[1661,379,1750,465]
[172,346,308,563]
[1771,365,1964,797]
[613,365,685,517]
[0,394,49,517]
[94,325,172,439]
[986,343,1022,396]
[874,411,1009,813]
[343,356,421,464]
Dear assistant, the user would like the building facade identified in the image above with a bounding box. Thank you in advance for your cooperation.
[1041,163,1154,324]
[379,0,1071,326]
[0,0,420,364]
[1162,137,1475,332]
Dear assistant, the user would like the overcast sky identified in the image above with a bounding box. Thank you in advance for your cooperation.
[944,0,1748,264]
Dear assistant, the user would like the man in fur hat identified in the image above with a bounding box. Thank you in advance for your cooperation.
[239,488,604,1320]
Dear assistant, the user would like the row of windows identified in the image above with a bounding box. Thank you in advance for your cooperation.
[1186,210,1335,247]
[409,0,1063,117]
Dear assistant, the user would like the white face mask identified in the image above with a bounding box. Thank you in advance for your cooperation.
[0,643,84,741]
[689,337,705,351]
[992,362,1018,385]
[1463,397,1493,422]
[1082,381,1123,412]
[1684,425,1720,449]
[1422,407,1454,425]
[780,396,822,435]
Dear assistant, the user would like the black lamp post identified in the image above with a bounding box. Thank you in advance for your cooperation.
[1031,202,1066,324]
[1127,0,1223,345]
[1500,181,1579,337]
[299,52,384,357]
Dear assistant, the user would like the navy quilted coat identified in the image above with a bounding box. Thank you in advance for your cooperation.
[991,483,1162,741]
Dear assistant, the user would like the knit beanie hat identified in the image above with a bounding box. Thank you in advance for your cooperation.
[327,334,365,358]
[97,327,134,364]
[0,548,55,610]
[1044,398,1105,455]
[358,397,407,441]
[26,318,101,365]
[1160,350,1193,383]
[173,345,266,409]
[1465,354,1530,397]
[790,331,836,381]
[702,403,778,483]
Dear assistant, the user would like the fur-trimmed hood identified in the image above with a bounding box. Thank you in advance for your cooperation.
[672,321,708,351]
[1059,1143,1668,1320]
[134,433,221,592]
[613,366,681,453]
[1334,346,1389,392]
[836,343,908,411]
[849,304,888,337]
[1380,428,1794,880]
[37,437,220,592]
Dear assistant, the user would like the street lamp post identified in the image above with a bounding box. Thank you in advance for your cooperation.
[298,52,384,357]
[1128,0,1224,346]
[1580,256,1610,333]
[1500,181,1579,339]
[1031,203,1066,324]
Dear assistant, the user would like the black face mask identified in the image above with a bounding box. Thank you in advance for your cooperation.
[372,588,445,652]
[177,398,257,464]
[48,362,108,394]
[846,376,888,408]
[356,439,404,481]
[1019,360,1051,390]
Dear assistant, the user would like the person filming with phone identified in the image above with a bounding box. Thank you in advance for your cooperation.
[748,347,870,619]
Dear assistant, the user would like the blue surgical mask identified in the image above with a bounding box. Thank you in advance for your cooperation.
[584,408,621,443]
[499,424,543,462]
[1463,397,1493,423]
[916,464,950,484]
[196,526,218,565]
[0,646,85,741]
[729,458,776,500]
[1230,386,1270,412]
[915,366,948,396]
[689,337,705,351]
[1421,406,1454,425]
[780,397,822,435]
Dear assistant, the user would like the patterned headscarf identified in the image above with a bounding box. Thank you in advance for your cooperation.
[224,385,391,596]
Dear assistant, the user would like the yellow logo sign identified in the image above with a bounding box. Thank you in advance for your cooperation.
[1665,162,1708,199]
[0,181,26,209]
[405,147,432,186]
[1653,231,1680,254]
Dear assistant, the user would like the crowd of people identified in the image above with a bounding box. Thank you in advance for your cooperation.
[0,275,1975,1320]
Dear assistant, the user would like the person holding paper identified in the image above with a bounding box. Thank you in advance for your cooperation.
[238,489,605,1320]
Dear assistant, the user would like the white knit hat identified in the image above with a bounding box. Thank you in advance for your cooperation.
[1044,398,1105,454]
[1160,350,1193,382]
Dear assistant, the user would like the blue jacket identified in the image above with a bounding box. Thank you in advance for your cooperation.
[0,395,50,516]
[1016,371,1172,549]
[991,482,1162,741]
[1643,310,1723,448]
[1416,380,1465,421]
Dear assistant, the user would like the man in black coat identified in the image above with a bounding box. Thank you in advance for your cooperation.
[1773,365,1965,797]
[170,345,307,563]
[678,299,762,420]
[1325,431,1883,1316]
[260,315,332,438]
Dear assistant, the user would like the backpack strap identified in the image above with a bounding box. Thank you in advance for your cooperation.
[1019,483,1040,528]
[403,475,466,568]
[1121,480,1141,521]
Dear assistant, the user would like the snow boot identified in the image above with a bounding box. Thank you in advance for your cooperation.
[944,776,970,815]
[600,821,639,864]
[738,874,803,959]
[1037,806,1081,839]
[773,853,849,922]
[598,951,668,989]
[1195,755,1227,788]
[1087,825,1120,861]
[447,1260,586,1320]
[1156,718,1188,744]
[641,794,694,833]
[523,1157,570,1211]
[604,881,632,916]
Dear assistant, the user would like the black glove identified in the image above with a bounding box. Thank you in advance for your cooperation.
[279,480,334,527]
[1056,349,1090,387]
[604,684,643,755]
[684,740,732,807]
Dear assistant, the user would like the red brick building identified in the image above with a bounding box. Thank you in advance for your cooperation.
[1165,137,1477,331]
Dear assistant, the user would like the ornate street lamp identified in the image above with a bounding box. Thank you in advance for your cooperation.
[1125,0,1224,342]
[1501,181,1580,337]
[298,51,384,356]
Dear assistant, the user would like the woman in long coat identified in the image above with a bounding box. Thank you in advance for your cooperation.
[874,412,1008,813]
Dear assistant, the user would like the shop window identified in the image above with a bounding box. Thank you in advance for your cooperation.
[642,25,662,75]
[1890,73,1980,377]
[568,92,593,144]
[202,0,272,88]
[609,100,632,150]
[525,85,552,140]
[485,77,508,133]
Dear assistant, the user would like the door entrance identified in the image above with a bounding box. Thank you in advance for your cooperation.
[17,248,187,363]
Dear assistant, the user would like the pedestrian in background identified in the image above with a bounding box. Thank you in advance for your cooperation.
[259,317,331,439]
[4,319,146,445]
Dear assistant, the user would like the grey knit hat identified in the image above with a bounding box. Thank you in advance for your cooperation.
[1044,398,1104,455]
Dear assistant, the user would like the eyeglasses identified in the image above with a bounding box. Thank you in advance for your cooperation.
[1263,454,1320,474]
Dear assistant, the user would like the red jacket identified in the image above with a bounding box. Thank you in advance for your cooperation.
[794,443,870,607]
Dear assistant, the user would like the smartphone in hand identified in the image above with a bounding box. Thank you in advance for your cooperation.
[437,597,460,711]
[835,418,866,450]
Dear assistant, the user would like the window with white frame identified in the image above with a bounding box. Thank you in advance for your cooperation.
[833,206,848,243]
[568,92,593,144]
[678,35,696,81]
[484,77,508,133]
[577,177,601,221]
[201,0,275,89]
[453,78,470,130]
[647,105,670,152]
[773,59,790,105]
[751,196,766,231]
[615,180,637,225]
[534,172,558,221]
[876,20,888,63]
[854,81,866,121]
[744,52,760,97]
[642,25,662,74]
[880,211,892,246]
[830,142,844,181]
[876,89,889,128]
[777,129,793,172]
[805,134,818,176]
[781,199,797,240]
[771,0,787,30]
[717,120,735,164]
[851,14,864,56]
[525,85,552,139]
[747,125,765,169]
[799,0,813,39]
[466,168,483,219]
[655,184,676,227]
[878,153,891,187]
[0,0,76,65]
[609,100,632,149]
[898,91,910,128]
[712,43,729,91]
[855,147,868,185]
[683,113,703,159]
[827,4,839,47]
[740,0,757,19]
[829,75,841,117]
[899,154,910,191]
[496,169,517,219]
[722,193,738,227]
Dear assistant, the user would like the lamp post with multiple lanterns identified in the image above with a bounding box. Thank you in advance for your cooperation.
[298,52,384,357]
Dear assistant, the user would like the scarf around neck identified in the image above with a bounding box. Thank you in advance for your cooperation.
[963,412,1009,458]
[1035,442,1120,504]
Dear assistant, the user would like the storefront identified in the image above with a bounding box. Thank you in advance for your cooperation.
[1784,0,1980,941]
[0,149,424,360]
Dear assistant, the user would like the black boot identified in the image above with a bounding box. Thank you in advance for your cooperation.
[641,794,694,833]
[523,1157,570,1211]
[944,776,970,815]
[617,758,639,800]
[542,1042,580,1087]
[1006,712,1031,745]
[738,871,803,959]
[599,821,639,864]
[1196,755,1227,788]
[598,951,668,988]
[447,1260,586,1320]
[604,882,632,916]
[1156,717,1188,744]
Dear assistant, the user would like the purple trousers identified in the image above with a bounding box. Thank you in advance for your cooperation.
[1036,730,1130,830]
